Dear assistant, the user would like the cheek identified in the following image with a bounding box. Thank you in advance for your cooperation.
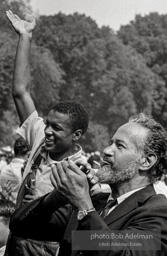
[116,153,137,168]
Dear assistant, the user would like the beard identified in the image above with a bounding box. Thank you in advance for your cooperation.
[96,161,138,185]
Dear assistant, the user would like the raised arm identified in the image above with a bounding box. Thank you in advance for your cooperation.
[6,10,36,124]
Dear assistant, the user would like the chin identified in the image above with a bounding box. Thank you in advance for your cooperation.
[96,169,113,184]
[44,144,55,152]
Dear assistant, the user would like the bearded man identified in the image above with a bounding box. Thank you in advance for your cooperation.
[6,113,167,256]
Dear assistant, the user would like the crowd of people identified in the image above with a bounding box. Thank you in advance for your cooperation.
[0,9,167,256]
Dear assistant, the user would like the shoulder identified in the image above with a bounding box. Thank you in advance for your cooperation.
[17,111,45,136]
[16,110,45,150]
[145,193,167,209]
[125,185,167,217]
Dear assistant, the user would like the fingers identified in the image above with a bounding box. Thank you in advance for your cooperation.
[75,158,89,167]
[50,163,61,189]
[14,14,21,20]
[6,10,21,21]
[88,168,96,176]
[50,161,85,191]
[23,194,38,204]
[6,10,13,22]
[6,9,36,32]
[75,159,92,172]
[51,161,71,184]
[6,10,17,23]
[24,194,37,200]
[67,160,86,177]
[87,173,99,185]
[50,172,58,189]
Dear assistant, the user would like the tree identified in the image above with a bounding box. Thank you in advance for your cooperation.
[118,13,167,127]
[30,44,64,115]
[1,4,165,150]
[32,12,162,150]
[0,31,15,116]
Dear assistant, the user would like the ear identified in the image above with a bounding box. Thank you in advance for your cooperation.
[139,153,157,171]
[72,129,83,141]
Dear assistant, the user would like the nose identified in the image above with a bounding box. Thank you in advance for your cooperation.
[45,125,53,135]
[103,145,114,157]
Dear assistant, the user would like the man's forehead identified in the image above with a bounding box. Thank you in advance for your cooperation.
[113,122,148,143]
[47,110,70,121]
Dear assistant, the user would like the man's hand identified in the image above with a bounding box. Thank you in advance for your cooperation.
[6,10,36,36]
[50,160,93,210]
[23,194,38,204]
[74,158,102,195]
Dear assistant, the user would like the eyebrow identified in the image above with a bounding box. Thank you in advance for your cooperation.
[115,139,126,145]
[110,138,127,145]
[46,119,64,130]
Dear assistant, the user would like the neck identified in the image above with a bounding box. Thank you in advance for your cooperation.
[49,144,80,161]
[111,176,151,198]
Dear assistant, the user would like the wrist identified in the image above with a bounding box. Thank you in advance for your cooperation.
[77,207,95,221]
[19,32,33,40]
[75,198,93,212]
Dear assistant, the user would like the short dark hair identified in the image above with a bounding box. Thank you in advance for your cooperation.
[51,101,89,135]
[129,113,167,182]
[0,200,15,225]
[14,137,29,156]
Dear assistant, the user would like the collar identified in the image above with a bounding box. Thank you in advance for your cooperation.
[104,184,156,225]
[107,185,147,205]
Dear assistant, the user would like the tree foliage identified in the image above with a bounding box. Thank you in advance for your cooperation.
[0,1,166,151]
[118,13,167,127]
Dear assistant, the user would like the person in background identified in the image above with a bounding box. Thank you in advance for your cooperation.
[0,182,12,202]
[153,174,167,197]
[88,152,101,169]
[0,152,7,173]
[0,137,29,203]
[0,200,15,256]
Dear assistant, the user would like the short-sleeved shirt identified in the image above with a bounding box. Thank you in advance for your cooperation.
[17,111,83,198]
[0,158,25,203]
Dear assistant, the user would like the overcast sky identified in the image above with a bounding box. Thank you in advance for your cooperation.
[31,0,167,31]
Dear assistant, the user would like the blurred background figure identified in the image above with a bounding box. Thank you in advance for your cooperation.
[1,147,13,165]
[0,151,7,172]
[0,181,12,202]
[87,151,101,169]
[154,174,167,197]
[0,137,29,203]
[0,200,15,256]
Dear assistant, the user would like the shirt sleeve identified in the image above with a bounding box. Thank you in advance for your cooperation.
[16,111,45,150]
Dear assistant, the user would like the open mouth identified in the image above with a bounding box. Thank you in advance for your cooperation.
[101,159,113,167]
[45,139,55,145]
